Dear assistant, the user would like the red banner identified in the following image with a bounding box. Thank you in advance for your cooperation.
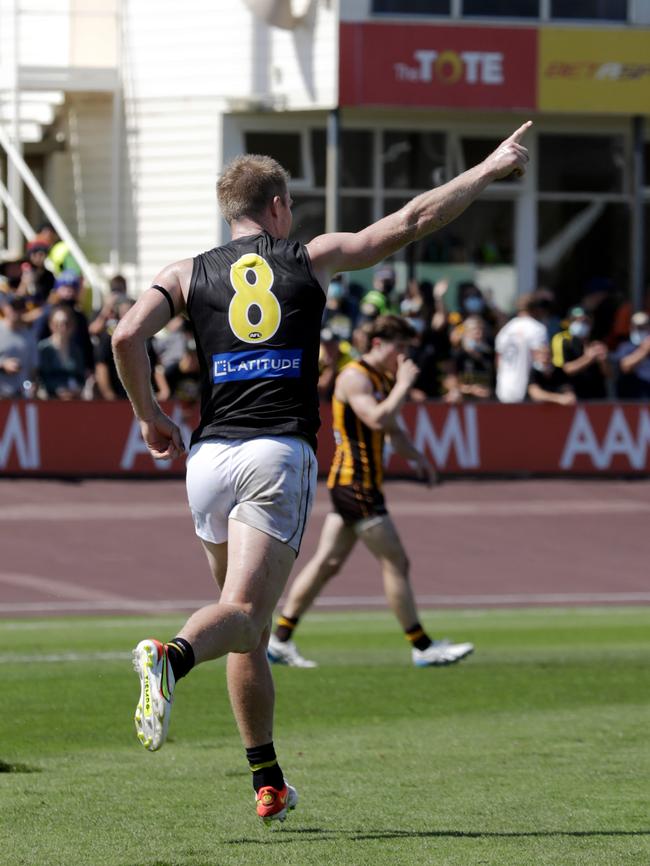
[0,401,648,477]
[339,22,537,110]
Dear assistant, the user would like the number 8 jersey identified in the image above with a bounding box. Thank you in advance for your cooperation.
[186,231,326,452]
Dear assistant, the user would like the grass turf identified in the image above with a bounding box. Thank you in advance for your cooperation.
[2,607,649,866]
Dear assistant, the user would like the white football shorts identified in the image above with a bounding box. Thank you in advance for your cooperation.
[186,435,317,554]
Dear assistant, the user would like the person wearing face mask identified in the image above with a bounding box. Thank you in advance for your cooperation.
[527,344,576,406]
[449,315,495,401]
[451,283,506,349]
[551,306,610,400]
[612,311,650,399]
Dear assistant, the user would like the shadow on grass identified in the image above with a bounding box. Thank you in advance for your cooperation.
[224,827,650,845]
[0,759,40,773]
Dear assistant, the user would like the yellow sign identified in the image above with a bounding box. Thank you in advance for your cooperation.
[539,28,650,114]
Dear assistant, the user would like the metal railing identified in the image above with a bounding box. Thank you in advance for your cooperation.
[0,122,104,307]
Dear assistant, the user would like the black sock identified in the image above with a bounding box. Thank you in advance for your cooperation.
[246,742,285,792]
[405,622,433,652]
[165,637,195,681]
[274,615,299,643]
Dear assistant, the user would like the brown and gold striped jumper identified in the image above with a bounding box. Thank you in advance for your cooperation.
[327,360,392,524]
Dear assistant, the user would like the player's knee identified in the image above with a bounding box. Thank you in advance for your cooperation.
[229,606,264,653]
[321,556,343,580]
[388,553,409,579]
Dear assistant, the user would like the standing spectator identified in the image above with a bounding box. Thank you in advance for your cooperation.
[17,240,55,304]
[37,305,86,399]
[527,344,576,406]
[613,311,650,400]
[317,327,354,400]
[322,276,354,340]
[495,292,548,403]
[162,335,202,404]
[0,295,38,398]
[89,275,130,338]
[95,297,164,400]
[450,315,495,401]
[552,307,610,400]
[359,265,399,321]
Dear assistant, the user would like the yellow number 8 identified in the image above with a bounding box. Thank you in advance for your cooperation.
[228,253,281,343]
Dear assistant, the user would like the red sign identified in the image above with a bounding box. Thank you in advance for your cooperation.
[339,22,537,110]
[0,401,649,477]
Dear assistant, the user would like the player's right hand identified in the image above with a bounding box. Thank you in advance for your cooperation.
[395,354,420,388]
[487,121,532,180]
[139,410,185,461]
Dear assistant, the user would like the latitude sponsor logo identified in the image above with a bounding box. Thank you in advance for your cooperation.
[212,349,303,383]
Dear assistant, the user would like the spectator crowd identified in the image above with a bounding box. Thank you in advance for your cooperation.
[1,224,649,406]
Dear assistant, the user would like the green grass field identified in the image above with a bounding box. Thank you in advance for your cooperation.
[2,607,649,866]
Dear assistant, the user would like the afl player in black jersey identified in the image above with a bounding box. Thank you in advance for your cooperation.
[112,122,533,823]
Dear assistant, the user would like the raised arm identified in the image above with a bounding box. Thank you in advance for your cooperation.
[306,121,532,287]
[338,354,419,432]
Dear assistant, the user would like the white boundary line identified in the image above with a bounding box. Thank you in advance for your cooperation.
[0,499,649,521]
[2,591,650,615]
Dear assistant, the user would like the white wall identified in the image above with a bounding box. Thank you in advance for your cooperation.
[115,0,337,286]
[17,0,337,290]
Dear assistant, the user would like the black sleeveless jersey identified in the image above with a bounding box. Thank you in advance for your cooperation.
[186,231,325,451]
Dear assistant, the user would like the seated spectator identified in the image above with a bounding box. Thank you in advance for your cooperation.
[528,344,576,406]
[450,282,506,347]
[551,307,610,400]
[35,270,94,377]
[37,305,86,399]
[613,311,650,400]
[0,295,38,398]
[153,316,192,369]
[318,327,354,400]
[450,315,495,401]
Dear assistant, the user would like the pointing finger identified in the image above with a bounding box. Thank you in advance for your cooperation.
[507,120,533,144]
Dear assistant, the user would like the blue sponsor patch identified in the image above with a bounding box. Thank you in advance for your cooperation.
[212,349,302,382]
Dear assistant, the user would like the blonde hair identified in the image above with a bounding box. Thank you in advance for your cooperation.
[217,154,290,223]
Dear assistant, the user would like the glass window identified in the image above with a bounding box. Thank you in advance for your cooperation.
[538,134,625,193]
[462,0,538,16]
[290,195,324,244]
[537,201,629,309]
[384,197,514,265]
[550,0,626,20]
[311,130,374,189]
[383,131,446,190]
[341,196,373,233]
[244,132,303,179]
[372,0,450,13]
